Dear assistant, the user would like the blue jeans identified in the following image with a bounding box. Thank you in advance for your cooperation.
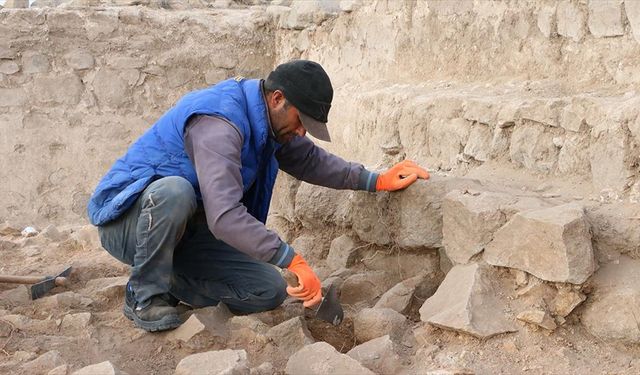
[98,176,287,314]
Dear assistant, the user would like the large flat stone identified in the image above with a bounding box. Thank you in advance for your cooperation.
[175,350,250,375]
[581,257,640,343]
[557,0,586,42]
[347,335,404,374]
[587,0,624,37]
[484,203,596,284]
[285,342,375,375]
[626,0,640,43]
[420,263,517,339]
[72,361,122,375]
[353,307,407,343]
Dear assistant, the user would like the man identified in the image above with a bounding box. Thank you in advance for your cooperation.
[87,60,429,332]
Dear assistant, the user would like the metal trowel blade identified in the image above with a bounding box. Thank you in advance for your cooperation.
[315,283,344,326]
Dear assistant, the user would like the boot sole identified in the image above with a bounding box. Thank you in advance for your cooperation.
[123,304,181,332]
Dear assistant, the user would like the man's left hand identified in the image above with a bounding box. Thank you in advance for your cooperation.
[376,160,429,191]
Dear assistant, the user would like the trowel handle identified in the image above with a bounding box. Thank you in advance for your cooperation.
[282,269,299,288]
[0,275,67,286]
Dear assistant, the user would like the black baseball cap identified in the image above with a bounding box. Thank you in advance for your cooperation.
[265,60,333,142]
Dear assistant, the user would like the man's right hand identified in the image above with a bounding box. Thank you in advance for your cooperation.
[286,254,322,307]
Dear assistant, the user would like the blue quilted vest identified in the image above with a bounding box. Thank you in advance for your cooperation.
[87,78,280,226]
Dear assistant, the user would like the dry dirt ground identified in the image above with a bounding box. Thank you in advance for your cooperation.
[1,209,640,375]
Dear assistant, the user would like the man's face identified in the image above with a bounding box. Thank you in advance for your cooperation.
[268,91,306,144]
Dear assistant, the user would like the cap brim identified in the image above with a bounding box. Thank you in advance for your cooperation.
[299,112,331,142]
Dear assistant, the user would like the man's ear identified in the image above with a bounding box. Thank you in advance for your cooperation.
[270,90,285,108]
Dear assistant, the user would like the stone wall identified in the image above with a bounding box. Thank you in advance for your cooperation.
[0,6,274,226]
[2,0,640,223]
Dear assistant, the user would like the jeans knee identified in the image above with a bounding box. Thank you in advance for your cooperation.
[145,176,196,219]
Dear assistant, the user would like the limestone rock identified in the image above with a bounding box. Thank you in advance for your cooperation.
[22,52,50,74]
[587,0,624,38]
[253,301,304,326]
[347,335,404,374]
[353,307,407,343]
[64,50,95,70]
[537,5,557,38]
[23,350,66,375]
[291,234,326,263]
[349,191,392,245]
[420,263,517,339]
[0,60,19,75]
[557,0,586,42]
[92,69,130,108]
[463,124,492,162]
[294,183,350,230]
[388,178,446,248]
[72,361,121,375]
[285,342,375,375]
[341,271,397,306]
[374,274,425,314]
[517,309,557,331]
[32,74,84,105]
[48,364,69,375]
[4,0,29,8]
[68,225,101,250]
[626,0,640,43]
[551,286,585,318]
[0,285,31,304]
[42,291,93,309]
[175,350,250,375]
[443,190,509,264]
[581,257,640,343]
[168,305,232,348]
[0,88,27,107]
[484,203,596,284]
[326,234,359,271]
[586,203,640,262]
[249,362,274,375]
[266,317,315,356]
[227,315,269,353]
[60,312,92,331]
[85,276,128,300]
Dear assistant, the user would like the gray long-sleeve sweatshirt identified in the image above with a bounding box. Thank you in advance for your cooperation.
[184,115,378,268]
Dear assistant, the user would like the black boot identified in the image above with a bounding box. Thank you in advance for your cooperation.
[124,283,181,332]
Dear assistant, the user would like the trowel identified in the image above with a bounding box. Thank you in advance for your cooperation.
[282,269,344,326]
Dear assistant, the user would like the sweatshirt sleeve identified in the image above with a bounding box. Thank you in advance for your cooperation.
[184,115,294,268]
[275,135,378,192]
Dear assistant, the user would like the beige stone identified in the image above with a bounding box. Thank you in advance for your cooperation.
[537,5,557,38]
[0,88,27,107]
[64,50,95,70]
[0,60,19,75]
[23,350,66,375]
[285,342,375,375]
[326,234,359,271]
[626,0,640,43]
[353,307,407,343]
[587,0,624,38]
[484,203,596,284]
[557,0,586,42]
[374,274,424,314]
[420,263,517,339]
[4,0,29,8]
[581,257,640,343]
[265,317,315,356]
[347,335,404,374]
[517,309,557,331]
[175,350,250,375]
[32,74,84,105]
[72,361,121,375]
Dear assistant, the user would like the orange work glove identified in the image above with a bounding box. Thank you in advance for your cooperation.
[376,160,430,191]
[286,254,322,308]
